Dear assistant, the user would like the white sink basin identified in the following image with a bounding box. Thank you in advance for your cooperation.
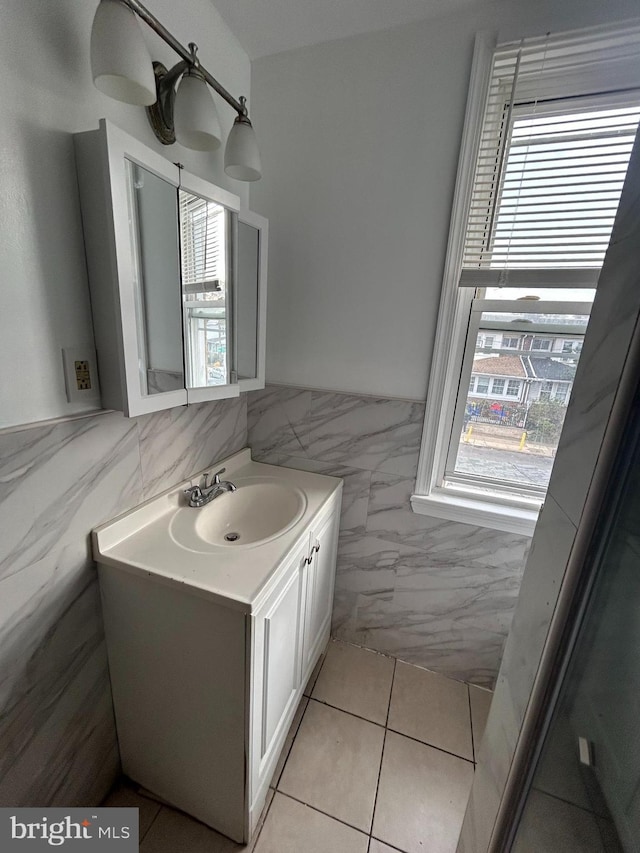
[170,477,307,551]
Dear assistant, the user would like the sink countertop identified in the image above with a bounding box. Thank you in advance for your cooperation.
[92,448,342,613]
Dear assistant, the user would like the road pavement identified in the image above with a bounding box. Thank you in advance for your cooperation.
[456,443,554,488]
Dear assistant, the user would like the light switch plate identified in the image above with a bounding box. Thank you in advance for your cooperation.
[62,345,101,405]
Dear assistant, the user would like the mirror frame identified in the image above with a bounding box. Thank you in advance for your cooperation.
[75,119,261,417]
[236,209,268,393]
[76,119,187,415]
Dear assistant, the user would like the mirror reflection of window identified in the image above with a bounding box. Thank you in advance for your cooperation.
[179,190,229,388]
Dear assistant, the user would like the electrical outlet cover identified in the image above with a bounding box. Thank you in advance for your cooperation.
[62,346,101,405]
[578,736,594,766]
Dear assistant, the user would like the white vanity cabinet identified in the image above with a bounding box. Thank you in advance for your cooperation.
[249,496,340,816]
[302,508,340,675]
[94,459,341,845]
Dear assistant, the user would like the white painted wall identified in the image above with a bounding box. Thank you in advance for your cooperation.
[0,0,251,428]
[249,0,640,400]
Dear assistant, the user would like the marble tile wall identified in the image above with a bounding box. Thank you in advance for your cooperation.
[0,396,247,808]
[247,386,530,687]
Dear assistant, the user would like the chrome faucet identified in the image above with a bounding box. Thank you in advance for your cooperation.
[184,467,237,508]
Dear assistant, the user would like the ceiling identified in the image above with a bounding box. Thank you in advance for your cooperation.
[212,0,484,60]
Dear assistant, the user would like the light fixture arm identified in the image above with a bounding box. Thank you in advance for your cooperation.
[93,0,261,176]
[119,0,247,117]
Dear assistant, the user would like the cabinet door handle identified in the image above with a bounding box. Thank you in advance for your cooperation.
[303,555,313,566]
[312,543,321,554]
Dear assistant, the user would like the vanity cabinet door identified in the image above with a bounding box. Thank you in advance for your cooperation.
[251,538,306,791]
[301,497,340,680]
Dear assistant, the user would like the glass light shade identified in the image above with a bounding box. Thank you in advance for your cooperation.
[174,74,222,151]
[90,0,156,106]
[224,118,262,182]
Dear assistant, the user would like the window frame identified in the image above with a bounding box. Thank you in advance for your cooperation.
[411,30,640,536]
[412,33,535,535]
[444,297,589,498]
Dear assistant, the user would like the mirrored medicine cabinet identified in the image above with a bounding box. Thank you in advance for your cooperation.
[74,119,267,417]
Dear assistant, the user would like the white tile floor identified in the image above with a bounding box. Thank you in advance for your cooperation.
[104,640,494,853]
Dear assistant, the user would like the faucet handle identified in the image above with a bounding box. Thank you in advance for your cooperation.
[184,484,203,504]
[203,467,226,489]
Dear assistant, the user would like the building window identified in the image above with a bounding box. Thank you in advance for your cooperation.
[539,380,554,401]
[412,24,640,536]
[552,384,570,404]
[531,338,552,351]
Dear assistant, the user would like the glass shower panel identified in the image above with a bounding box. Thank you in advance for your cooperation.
[511,407,640,851]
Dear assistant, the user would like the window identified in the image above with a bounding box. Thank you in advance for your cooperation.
[539,380,553,400]
[412,24,640,536]
[552,383,570,404]
[531,338,551,351]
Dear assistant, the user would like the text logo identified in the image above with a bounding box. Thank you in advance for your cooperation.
[1,809,138,850]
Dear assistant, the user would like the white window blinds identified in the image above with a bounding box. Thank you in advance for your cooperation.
[179,190,226,291]
[460,22,640,287]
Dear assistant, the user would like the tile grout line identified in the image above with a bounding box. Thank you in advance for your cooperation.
[276,790,370,838]
[368,659,395,851]
[531,786,610,820]
[325,637,478,692]
[308,643,330,695]
[271,696,311,790]
[247,790,275,852]
[368,729,388,848]
[580,770,610,821]
[273,645,329,789]
[274,643,484,850]
[386,658,397,728]
[139,804,162,846]
[468,684,476,763]
[305,694,474,765]
[307,696,387,729]
[370,836,409,853]
[383,726,475,767]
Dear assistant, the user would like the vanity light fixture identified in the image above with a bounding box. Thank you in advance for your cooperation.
[90,0,261,181]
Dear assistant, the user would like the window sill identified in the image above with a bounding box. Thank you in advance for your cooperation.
[410,486,540,536]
